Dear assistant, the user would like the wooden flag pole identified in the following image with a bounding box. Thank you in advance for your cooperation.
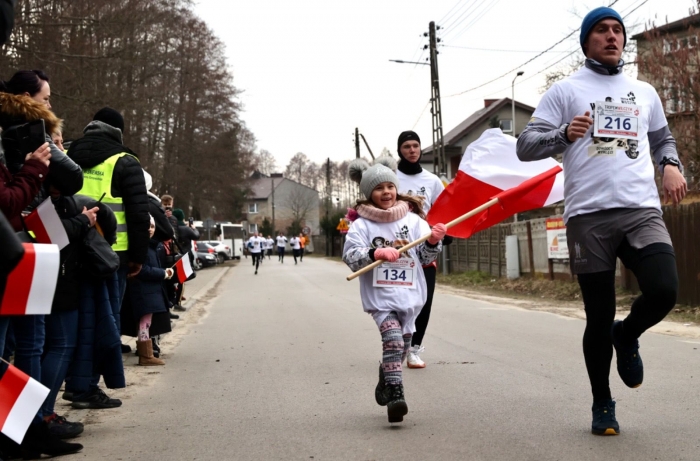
[346,198,500,281]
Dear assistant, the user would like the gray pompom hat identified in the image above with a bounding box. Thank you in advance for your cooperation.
[349,155,399,199]
[359,164,399,199]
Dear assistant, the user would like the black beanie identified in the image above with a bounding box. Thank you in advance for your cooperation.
[396,130,423,175]
[397,130,421,153]
[93,107,125,133]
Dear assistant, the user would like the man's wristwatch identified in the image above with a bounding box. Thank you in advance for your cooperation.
[660,156,682,172]
[560,123,572,143]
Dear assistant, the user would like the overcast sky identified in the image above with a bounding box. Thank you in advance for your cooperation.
[193,0,695,170]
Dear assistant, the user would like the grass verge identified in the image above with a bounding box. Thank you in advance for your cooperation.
[437,271,700,325]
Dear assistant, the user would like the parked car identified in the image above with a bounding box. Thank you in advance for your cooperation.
[199,240,231,264]
[193,241,218,269]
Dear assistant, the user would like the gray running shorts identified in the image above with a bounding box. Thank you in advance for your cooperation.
[566,208,672,274]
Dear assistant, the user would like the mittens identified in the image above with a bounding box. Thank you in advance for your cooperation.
[428,223,447,245]
[374,248,400,262]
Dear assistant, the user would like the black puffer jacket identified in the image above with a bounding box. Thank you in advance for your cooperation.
[67,121,149,265]
[51,195,91,313]
[0,92,83,196]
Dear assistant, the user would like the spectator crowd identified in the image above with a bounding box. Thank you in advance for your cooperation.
[0,64,203,459]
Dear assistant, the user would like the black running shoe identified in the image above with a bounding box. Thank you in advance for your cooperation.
[611,320,643,388]
[61,391,74,402]
[386,384,408,423]
[71,387,122,409]
[46,413,84,439]
[375,365,390,406]
[591,399,620,435]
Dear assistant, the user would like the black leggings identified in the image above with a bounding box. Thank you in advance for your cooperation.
[412,265,437,346]
[578,241,677,402]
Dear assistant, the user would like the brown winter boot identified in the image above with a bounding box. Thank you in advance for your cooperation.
[137,339,165,366]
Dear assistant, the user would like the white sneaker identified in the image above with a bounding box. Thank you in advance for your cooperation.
[407,345,426,369]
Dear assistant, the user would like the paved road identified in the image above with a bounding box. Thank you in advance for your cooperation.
[63,256,700,461]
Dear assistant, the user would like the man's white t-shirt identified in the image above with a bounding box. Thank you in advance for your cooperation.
[266,238,274,250]
[276,236,287,248]
[397,170,444,214]
[290,237,301,250]
[248,236,263,253]
[532,66,668,222]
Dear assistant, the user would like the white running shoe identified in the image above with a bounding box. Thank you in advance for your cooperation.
[407,345,426,369]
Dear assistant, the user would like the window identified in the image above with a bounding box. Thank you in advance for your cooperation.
[248,203,258,214]
[500,119,513,133]
[248,223,258,234]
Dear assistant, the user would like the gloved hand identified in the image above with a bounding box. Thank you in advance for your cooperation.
[428,223,447,245]
[374,248,400,262]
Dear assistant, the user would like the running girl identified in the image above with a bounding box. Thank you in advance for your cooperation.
[342,158,445,423]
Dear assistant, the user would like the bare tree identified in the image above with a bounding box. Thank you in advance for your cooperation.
[280,186,318,224]
[252,149,278,175]
[0,0,255,219]
[636,7,700,188]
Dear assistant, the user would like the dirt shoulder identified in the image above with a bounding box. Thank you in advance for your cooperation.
[436,275,700,341]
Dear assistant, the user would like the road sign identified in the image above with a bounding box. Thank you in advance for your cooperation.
[336,218,349,232]
[302,226,311,235]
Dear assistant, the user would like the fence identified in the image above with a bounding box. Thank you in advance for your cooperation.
[446,203,700,306]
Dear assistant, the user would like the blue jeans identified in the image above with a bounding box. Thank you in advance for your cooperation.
[11,315,45,381]
[0,319,11,360]
[0,316,9,355]
[11,314,45,423]
[40,310,78,417]
[87,267,125,391]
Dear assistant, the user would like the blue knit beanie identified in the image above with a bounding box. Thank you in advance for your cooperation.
[580,7,626,56]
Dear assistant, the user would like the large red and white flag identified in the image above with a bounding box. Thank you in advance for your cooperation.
[0,243,60,315]
[175,255,193,284]
[23,198,69,250]
[427,128,565,238]
[0,361,50,444]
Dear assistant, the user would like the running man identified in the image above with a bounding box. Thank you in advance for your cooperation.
[266,235,275,259]
[298,233,306,262]
[289,234,301,265]
[247,232,264,274]
[276,232,287,263]
[516,6,686,436]
[395,130,447,369]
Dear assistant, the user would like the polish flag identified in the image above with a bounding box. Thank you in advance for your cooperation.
[427,129,565,238]
[0,361,50,444]
[175,255,193,284]
[24,198,69,250]
[0,243,60,315]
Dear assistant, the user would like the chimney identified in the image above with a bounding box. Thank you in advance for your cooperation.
[484,99,499,108]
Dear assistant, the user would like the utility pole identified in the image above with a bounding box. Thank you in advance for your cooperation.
[428,21,446,178]
[271,175,276,233]
[427,21,449,275]
[325,158,331,257]
[354,128,375,159]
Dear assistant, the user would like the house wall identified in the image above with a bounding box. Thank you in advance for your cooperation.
[272,180,321,235]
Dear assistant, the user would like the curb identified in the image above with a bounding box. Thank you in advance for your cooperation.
[181,265,232,311]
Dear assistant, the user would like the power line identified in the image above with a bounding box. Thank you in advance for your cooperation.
[438,0,467,25]
[441,0,480,36]
[411,101,431,130]
[444,0,645,100]
[448,0,504,43]
[442,44,572,53]
[445,0,621,97]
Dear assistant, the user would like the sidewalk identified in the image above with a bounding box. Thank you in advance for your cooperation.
[56,262,233,426]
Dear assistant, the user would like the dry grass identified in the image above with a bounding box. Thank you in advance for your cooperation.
[437,270,700,325]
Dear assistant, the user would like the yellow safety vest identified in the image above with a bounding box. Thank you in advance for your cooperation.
[78,153,138,252]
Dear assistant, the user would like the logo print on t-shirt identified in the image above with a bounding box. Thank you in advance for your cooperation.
[589,94,639,160]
